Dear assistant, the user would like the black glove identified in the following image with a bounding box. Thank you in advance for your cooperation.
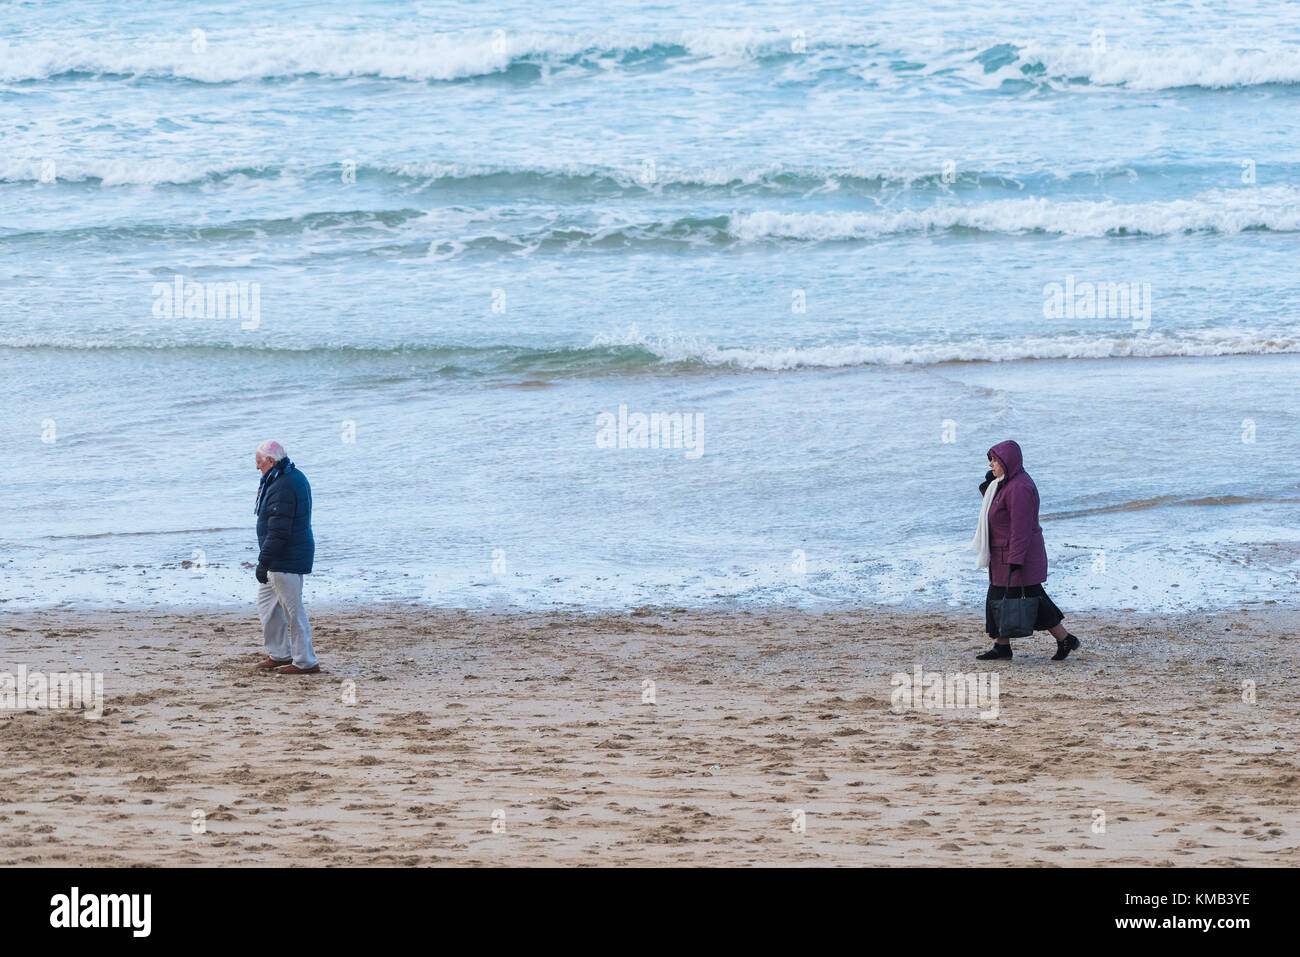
[1009,563,1022,572]
[984,469,995,483]
[255,563,269,584]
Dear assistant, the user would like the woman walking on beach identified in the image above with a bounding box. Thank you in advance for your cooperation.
[971,440,1081,661]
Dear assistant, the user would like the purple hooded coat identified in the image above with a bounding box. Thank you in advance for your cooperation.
[983,440,1049,587]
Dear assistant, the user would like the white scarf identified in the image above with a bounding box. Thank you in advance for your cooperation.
[970,476,1002,568]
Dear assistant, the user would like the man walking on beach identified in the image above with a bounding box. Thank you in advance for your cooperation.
[252,440,320,674]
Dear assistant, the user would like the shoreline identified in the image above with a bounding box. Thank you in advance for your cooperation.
[4,594,1296,615]
[2,603,1296,866]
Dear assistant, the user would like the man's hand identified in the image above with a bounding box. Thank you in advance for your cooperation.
[255,563,269,584]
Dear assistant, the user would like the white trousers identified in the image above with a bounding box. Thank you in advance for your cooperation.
[258,572,317,668]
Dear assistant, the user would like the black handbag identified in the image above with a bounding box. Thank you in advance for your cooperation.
[993,569,1038,639]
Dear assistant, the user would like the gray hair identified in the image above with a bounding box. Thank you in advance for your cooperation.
[256,440,287,461]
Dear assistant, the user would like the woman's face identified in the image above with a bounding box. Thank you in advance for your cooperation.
[988,455,1005,479]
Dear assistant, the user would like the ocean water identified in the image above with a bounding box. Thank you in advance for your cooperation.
[2,0,1298,611]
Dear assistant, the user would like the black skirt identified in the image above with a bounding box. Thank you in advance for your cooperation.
[985,583,1065,638]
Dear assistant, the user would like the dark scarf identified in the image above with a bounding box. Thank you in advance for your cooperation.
[254,458,293,516]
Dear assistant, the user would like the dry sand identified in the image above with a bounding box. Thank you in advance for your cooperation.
[1,602,1296,866]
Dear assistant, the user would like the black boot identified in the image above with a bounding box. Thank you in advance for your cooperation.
[976,643,1013,660]
[1052,633,1081,661]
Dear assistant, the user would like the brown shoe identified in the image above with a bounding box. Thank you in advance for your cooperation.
[276,663,320,675]
[256,657,292,669]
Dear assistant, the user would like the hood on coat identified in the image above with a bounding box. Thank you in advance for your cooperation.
[988,440,1024,481]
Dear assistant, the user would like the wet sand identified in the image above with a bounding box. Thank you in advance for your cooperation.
[1,603,1296,866]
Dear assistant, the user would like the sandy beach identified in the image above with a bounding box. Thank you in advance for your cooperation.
[1,602,1295,866]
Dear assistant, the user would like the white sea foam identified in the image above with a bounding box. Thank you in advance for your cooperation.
[590,328,1300,369]
[6,29,1300,90]
[729,187,1300,240]
[0,155,278,186]
[4,329,1297,367]
[0,29,809,84]
[0,31,532,83]
[0,155,1020,189]
[1013,41,1300,91]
